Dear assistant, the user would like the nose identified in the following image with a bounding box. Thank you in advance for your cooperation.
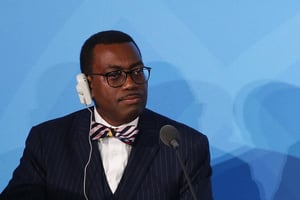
[122,73,137,89]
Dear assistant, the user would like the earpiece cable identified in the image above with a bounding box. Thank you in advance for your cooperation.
[83,107,93,200]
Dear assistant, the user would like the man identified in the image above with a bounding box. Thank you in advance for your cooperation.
[0,30,213,199]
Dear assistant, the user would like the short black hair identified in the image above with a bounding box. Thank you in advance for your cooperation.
[80,30,141,74]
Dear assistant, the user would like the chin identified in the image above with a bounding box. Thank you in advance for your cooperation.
[123,106,144,120]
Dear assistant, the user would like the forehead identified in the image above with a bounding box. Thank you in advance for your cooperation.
[91,42,141,70]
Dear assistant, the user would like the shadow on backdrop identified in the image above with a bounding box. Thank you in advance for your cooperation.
[212,149,262,200]
[273,142,300,200]
[148,61,261,200]
[147,61,195,121]
[234,81,300,199]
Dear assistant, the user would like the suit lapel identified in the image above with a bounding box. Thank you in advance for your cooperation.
[114,109,160,200]
[71,109,113,199]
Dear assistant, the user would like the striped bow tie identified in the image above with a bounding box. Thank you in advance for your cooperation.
[89,121,139,145]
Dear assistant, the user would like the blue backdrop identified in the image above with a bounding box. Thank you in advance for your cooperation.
[1,1,300,199]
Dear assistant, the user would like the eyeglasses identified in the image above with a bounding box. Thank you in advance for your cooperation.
[89,66,151,88]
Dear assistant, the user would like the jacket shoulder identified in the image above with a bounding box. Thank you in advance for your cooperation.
[34,108,90,128]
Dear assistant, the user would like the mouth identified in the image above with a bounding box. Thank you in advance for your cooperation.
[119,93,143,104]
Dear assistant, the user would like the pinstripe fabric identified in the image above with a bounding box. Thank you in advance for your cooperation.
[0,108,213,200]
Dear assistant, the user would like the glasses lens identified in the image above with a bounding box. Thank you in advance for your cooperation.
[131,67,150,84]
[107,71,126,87]
[106,67,151,87]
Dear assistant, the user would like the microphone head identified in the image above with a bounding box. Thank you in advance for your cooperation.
[160,125,180,149]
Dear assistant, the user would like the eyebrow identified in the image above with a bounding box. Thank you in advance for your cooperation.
[107,61,144,70]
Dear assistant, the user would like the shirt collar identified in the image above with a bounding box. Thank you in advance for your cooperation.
[93,106,139,129]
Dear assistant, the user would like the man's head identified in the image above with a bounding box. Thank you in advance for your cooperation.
[80,30,149,126]
[80,30,141,74]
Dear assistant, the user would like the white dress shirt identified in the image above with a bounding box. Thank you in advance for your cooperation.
[94,108,139,193]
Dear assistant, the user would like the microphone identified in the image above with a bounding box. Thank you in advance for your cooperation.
[160,125,180,149]
[160,125,197,200]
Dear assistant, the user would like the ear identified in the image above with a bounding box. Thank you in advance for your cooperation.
[87,75,94,98]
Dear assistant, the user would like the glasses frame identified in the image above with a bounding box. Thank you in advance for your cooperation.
[89,66,151,88]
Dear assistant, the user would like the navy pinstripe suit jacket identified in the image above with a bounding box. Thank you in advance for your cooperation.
[0,108,213,200]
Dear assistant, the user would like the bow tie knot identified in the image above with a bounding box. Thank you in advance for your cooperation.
[89,121,139,145]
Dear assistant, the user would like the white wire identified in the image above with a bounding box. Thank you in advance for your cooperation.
[83,107,93,200]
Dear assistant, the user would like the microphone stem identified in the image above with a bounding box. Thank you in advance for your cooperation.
[175,148,198,200]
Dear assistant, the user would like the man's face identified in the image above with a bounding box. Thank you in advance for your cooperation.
[88,42,148,126]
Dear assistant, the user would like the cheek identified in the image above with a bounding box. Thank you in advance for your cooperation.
[93,86,117,104]
[90,79,107,98]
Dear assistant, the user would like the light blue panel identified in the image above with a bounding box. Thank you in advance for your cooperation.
[1,0,300,199]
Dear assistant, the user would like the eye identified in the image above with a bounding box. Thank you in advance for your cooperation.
[132,67,144,75]
[107,70,122,80]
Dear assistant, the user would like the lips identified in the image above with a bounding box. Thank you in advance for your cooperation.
[119,93,143,101]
